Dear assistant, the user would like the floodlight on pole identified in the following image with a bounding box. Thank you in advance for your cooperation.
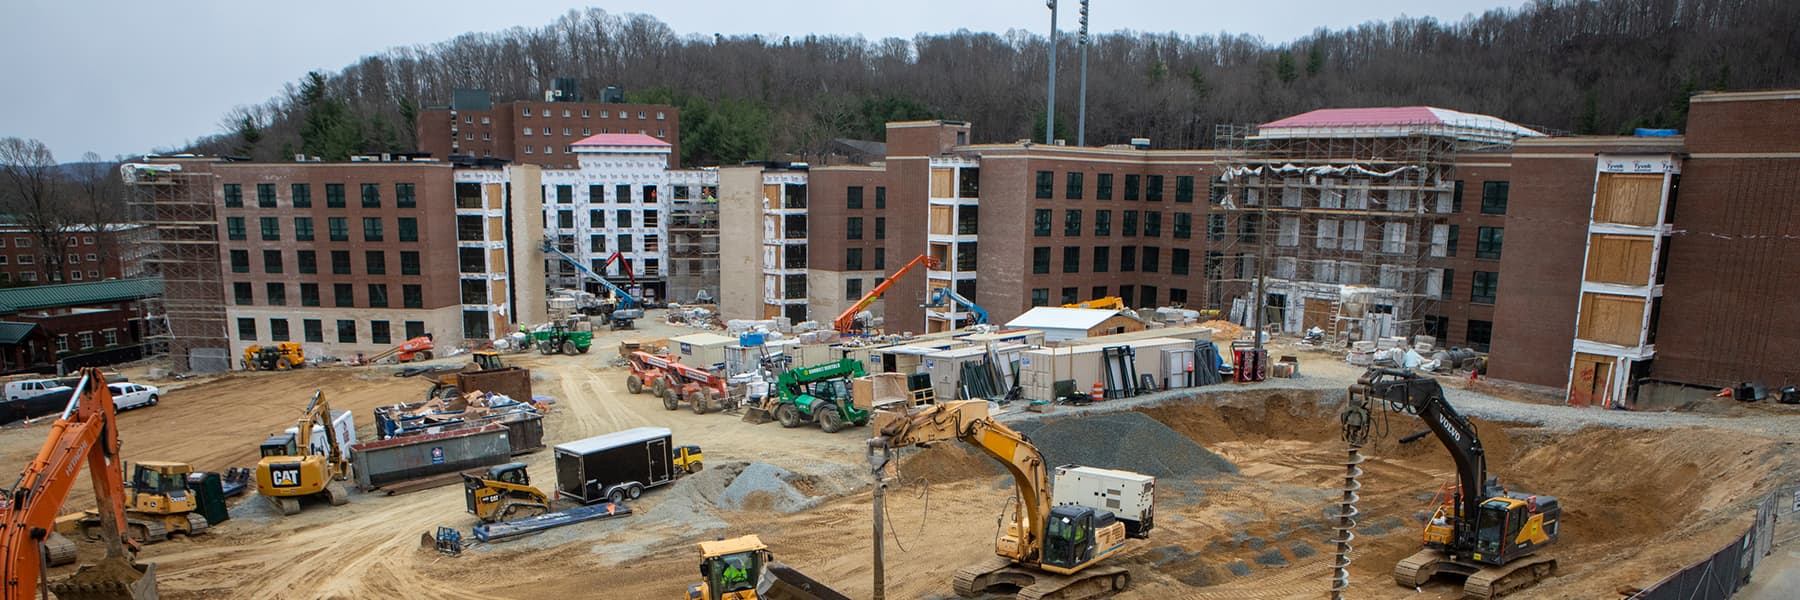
[1045,0,1058,144]
[1077,0,1090,147]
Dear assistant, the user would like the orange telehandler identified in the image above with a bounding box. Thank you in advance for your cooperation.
[1,367,157,599]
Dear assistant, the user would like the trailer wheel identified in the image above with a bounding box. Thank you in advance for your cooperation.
[688,390,709,414]
[626,375,644,394]
[775,403,801,428]
[662,389,680,411]
[818,403,845,433]
[627,484,643,500]
[607,487,626,505]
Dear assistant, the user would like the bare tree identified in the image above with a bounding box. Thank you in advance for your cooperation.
[0,137,75,284]
[71,151,127,279]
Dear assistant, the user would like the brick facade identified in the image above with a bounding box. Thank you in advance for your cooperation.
[418,100,680,169]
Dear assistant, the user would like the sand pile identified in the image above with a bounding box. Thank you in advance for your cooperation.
[1011,411,1239,481]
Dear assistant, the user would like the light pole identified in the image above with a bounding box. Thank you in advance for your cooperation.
[1045,1,1058,144]
[1077,0,1090,146]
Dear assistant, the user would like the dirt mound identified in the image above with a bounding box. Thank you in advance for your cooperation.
[1011,411,1239,481]
[718,462,817,513]
[1139,390,1337,445]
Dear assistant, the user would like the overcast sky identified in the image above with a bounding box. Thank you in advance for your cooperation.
[2,0,1520,161]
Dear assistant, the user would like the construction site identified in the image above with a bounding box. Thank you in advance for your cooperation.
[2,308,1795,600]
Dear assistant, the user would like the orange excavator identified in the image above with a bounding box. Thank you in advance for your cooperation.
[2,368,157,599]
[833,255,940,334]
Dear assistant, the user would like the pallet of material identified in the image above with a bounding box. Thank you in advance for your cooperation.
[470,501,633,542]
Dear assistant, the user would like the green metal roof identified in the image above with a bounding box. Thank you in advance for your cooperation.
[0,321,38,345]
[0,278,162,314]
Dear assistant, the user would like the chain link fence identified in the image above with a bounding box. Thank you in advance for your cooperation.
[1626,483,1798,600]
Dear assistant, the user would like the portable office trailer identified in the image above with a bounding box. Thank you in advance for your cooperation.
[670,333,737,371]
[554,427,677,504]
[923,343,1028,401]
[1019,345,1107,402]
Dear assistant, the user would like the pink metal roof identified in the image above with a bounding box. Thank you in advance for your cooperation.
[571,133,671,147]
[1262,106,1444,128]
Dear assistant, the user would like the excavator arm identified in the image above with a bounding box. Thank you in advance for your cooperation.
[1345,368,1489,549]
[1,368,151,598]
[834,255,940,334]
[871,400,1050,565]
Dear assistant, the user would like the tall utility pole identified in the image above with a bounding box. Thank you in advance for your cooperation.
[1077,0,1090,146]
[1045,1,1059,144]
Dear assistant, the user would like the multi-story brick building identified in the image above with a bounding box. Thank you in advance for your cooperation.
[0,224,153,286]
[417,89,681,169]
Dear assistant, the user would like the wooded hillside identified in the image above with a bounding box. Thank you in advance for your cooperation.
[206,0,1800,165]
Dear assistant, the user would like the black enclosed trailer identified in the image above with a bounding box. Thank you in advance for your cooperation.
[555,426,686,504]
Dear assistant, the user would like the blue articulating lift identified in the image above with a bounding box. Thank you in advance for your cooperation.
[926,286,989,326]
[540,240,645,328]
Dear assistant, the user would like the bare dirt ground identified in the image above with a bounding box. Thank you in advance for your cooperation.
[5,317,1797,599]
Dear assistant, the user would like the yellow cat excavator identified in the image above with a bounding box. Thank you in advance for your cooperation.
[254,391,351,515]
[869,400,1151,600]
[1342,368,1560,599]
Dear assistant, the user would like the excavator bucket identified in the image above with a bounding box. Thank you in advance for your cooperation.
[757,561,851,600]
[48,558,157,600]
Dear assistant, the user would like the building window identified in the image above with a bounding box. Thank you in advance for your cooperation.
[1034,209,1052,236]
[53,334,64,351]
[556,185,573,204]
[847,217,864,240]
[1062,246,1080,273]
[616,210,633,227]
[300,283,320,306]
[1031,288,1050,307]
[1442,269,1456,300]
[371,321,391,345]
[237,318,256,342]
[874,248,886,270]
[1172,248,1191,275]
[875,186,886,209]
[1064,210,1081,237]
[222,184,242,207]
[876,217,886,240]
[292,217,314,241]
[1175,175,1194,202]
[365,251,386,275]
[1066,172,1084,199]
[1121,246,1138,272]
[523,127,533,136]
[461,280,488,304]
[1146,175,1165,201]
[845,278,863,301]
[226,217,246,240]
[361,183,380,208]
[262,249,283,273]
[1446,225,1460,257]
[233,282,252,305]
[258,216,280,241]
[229,249,249,273]
[1032,247,1051,274]
[330,283,352,307]
[396,183,416,208]
[1095,210,1112,236]
[297,251,317,274]
[328,217,348,241]
[1144,212,1162,237]
[331,250,351,275]
[1093,246,1110,272]
[955,241,978,271]
[847,186,863,209]
[368,284,389,308]
[266,282,286,306]
[401,251,420,275]
[1475,227,1503,259]
[1122,211,1138,237]
[326,183,345,208]
[291,183,311,207]
[1142,247,1160,273]
[1170,288,1188,305]
[363,217,383,241]
[1035,171,1054,199]
[1124,174,1141,201]
[337,320,356,343]
[405,321,425,339]
[1096,174,1113,200]
[103,329,118,346]
[557,211,574,229]
[1453,180,1465,213]
[1471,271,1499,304]
[615,184,631,203]
[1173,213,1192,239]
[1481,181,1509,215]
[1466,319,1493,352]
[398,217,418,242]
[846,248,863,271]
[304,319,323,343]
[256,183,277,208]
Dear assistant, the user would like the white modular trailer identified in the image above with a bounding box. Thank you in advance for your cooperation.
[1052,465,1155,539]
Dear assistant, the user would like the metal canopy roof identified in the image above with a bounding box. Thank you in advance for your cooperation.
[1004,307,1124,331]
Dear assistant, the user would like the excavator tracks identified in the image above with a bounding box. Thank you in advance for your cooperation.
[1393,548,1556,599]
[1393,548,1448,588]
[951,557,1130,600]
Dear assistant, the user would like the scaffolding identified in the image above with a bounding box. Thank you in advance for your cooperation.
[666,186,720,304]
[1205,124,1470,344]
[123,161,228,372]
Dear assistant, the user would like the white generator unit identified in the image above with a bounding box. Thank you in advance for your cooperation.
[1052,465,1155,539]
[286,409,357,457]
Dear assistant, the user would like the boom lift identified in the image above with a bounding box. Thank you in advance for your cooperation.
[362,336,434,364]
[255,391,352,516]
[770,359,868,433]
[659,361,734,415]
[834,255,940,334]
[926,286,989,326]
[870,400,1150,600]
[1061,297,1124,311]
[2,368,157,599]
[1342,368,1560,599]
[542,240,645,328]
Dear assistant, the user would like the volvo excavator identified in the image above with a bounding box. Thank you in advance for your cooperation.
[1342,368,1560,599]
[870,400,1152,600]
[2,368,157,599]
[255,391,352,516]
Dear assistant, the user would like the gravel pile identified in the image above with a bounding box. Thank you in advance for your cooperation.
[717,462,818,513]
[1009,411,1239,481]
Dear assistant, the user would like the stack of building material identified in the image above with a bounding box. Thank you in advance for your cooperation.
[1347,340,1376,366]
[1411,335,1436,353]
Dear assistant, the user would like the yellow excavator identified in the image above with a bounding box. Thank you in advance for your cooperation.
[78,461,210,543]
[254,391,351,516]
[462,463,551,524]
[1342,368,1560,599]
[870,400,1150,600]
